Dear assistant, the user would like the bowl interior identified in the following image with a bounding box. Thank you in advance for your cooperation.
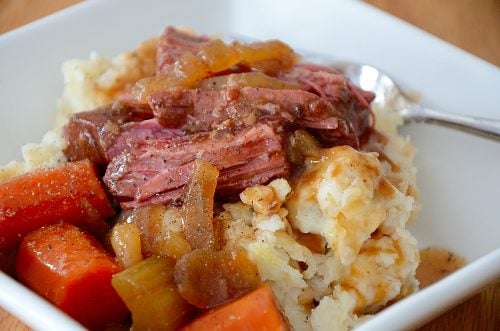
[0,0,499,330]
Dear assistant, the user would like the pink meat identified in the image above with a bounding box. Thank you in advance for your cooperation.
[106,119,185,161]
[157,27,210,74]
[63,102,154,166]
[63,103,185,166]
[104,123,289,209]
[149,87,342,129]
[280,63,375,138]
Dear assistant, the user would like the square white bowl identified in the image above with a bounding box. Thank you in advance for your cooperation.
[1,0,499,330]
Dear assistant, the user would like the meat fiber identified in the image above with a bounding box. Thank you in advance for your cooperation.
[157,27,210,74]
[148,87,363,146]
[105,119,185,161]
[63,103,184,166]
[279,63,375,140]
[103,123,288,209]
[63,102,153,165]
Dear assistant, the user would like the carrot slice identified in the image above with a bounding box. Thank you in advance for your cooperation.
[15,223,128,330]
[0,160,115,249]
[181,284,290,331]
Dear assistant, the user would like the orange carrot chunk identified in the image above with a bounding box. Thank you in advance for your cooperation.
[181,284,290,331]
[15,223,128,330]
[0,160,115,249]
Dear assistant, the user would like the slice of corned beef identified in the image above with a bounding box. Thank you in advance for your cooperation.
[103,122,288,209]
[279,63,374,139]
[105,119,185,161]
[63,102,184,166]
[157,27,210,74]
[150,87,337,128]
[63,102,153,165]
[148,86,364,146]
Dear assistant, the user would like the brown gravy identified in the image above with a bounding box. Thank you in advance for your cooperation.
[416,247,466,289]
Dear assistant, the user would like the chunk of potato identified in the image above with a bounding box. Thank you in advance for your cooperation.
[110,222,143,268]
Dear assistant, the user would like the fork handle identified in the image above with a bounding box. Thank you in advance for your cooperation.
[402,104,500,141]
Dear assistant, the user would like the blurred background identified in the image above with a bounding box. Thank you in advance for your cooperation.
[1,0,499,66]
[0,1,498,331]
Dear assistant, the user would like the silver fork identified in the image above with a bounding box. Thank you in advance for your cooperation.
[334,62,500,141]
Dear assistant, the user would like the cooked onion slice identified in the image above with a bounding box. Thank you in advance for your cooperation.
[132,39,297,102]
[287,129,322,164]
[198,72,300,91]
[174,248,260,309]
[182,159,219,250]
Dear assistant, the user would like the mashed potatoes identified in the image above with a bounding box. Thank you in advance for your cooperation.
[0,37,419,331]
[0,38,157,182]
[221,142,418,330]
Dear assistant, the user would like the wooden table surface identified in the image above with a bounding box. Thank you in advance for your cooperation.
[0,1,498,330]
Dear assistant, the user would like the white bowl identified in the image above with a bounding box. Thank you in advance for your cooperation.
[1,0,499,330]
